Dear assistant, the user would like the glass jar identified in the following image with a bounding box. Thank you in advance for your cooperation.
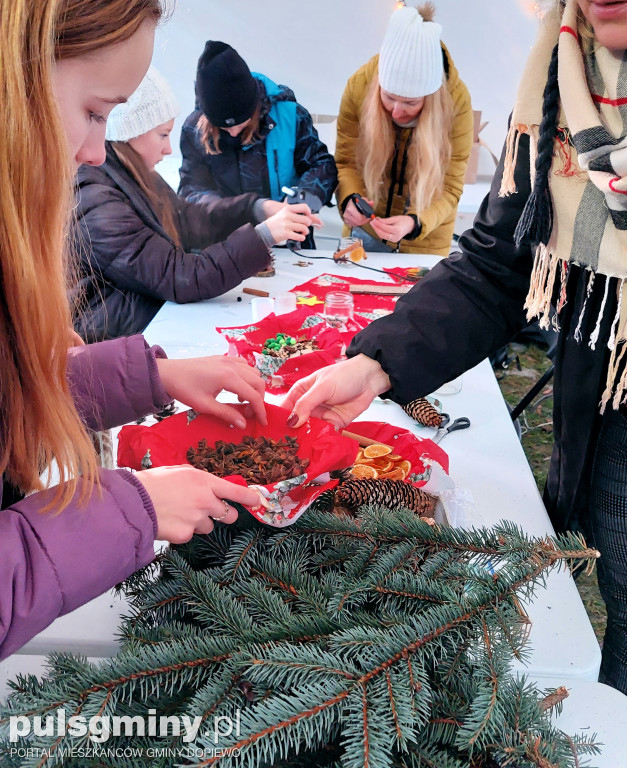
[324,291,354,329]
[337,237,366,263]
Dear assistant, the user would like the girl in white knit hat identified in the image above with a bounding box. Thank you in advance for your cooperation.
[335,2,473,256]
[74,66,320,341]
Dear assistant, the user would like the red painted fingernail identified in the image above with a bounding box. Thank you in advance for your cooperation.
[286,413,298,427]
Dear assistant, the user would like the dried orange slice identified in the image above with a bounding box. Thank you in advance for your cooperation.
[351,464,378,479]
[355,456,377,465]
[397,460,412,476]
[363,443,392,459]
[387,454,402,461]
[378,468,405,481]
[370,459,393,473]
[349,246,366,262]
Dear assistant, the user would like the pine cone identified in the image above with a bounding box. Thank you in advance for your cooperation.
[310,488,336,513]
[335,479,436,516]
[402,398,443,427]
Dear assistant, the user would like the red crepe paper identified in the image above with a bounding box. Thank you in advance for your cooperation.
[289,273,414,321]
[117,403,359,528]
[347,420,449,484]
[216,307,346,394]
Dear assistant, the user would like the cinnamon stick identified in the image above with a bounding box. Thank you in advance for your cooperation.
[341,430,394,450]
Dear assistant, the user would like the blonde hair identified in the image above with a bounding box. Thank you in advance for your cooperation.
[197,103,262,155]
[356,1,453,215]
[0,0,162,508]
[357,76,454,215]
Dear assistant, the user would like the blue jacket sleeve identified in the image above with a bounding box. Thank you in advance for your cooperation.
[293,105,338,207]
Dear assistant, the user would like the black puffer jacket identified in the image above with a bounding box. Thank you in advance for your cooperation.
[348,131,616,538]
[179,75,337,249]
[74,143,270,341]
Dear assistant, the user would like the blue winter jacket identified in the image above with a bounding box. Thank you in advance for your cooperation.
[179,75,337,247]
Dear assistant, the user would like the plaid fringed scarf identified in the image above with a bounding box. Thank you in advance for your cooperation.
[501,0,627,411]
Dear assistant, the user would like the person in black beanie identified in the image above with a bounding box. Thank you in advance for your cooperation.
[179,41,338,249]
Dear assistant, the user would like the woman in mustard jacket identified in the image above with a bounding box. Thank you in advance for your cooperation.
[335,3,473,256]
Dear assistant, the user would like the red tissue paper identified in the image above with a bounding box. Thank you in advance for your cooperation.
[217,307,344,394]
[289,273,413,319]
[346,420,449,483]
[117,402,359,528]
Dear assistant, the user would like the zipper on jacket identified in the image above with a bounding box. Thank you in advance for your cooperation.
[273,149,280,200]
[385,131,402,219]
[398,138,409,198]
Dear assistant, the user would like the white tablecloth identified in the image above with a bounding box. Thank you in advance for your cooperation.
[1,249,601,698]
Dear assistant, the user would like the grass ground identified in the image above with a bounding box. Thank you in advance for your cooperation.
[494,343,607,645]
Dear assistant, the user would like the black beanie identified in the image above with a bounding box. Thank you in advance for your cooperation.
[196,41,258,127]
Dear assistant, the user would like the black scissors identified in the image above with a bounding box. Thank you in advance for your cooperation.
[433,413,471,444]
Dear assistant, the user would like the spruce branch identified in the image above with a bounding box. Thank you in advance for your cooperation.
[0,508,601,768]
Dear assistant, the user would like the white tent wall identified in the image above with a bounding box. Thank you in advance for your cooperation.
[152,0,540,178]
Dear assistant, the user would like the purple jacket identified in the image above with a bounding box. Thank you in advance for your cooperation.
[0,335,171,659]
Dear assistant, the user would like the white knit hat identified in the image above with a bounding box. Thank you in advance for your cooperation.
[106,66,179,142]
[378,6,444,98]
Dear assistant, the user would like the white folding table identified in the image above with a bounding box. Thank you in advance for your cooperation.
[1,249,602,699]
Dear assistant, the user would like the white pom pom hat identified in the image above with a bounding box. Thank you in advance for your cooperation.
[106,66,179,142]
[378,6,444,98]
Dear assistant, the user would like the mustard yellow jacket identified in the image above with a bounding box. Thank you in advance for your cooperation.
[335,47,473,256]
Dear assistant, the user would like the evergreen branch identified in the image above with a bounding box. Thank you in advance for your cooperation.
[2,510,600,768]
[222,530,265,582]
[124,594,186,626]
[251,570,300,597]
[297,512,600,572]
[406,656,421,695]
[466,620,498,749]
[33,696,86,768]
[195,689,350,766]
[360,682,371,768]
[539,686,569,712]
[386,669,404,744]
[374,586,446,604]
[249,659,358,681]
[186,671,244,737]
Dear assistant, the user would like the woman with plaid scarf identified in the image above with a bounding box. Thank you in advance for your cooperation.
[284,0,627,694]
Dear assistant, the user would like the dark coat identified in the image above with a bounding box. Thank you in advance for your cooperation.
[179,76,338,249]
[74,143,270,341]
[348,130,615,538]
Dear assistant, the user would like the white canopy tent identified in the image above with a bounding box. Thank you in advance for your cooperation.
[152,0,540,173]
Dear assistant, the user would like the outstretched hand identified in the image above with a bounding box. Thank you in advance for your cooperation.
[138,465,264,542]
[282,355,391,429]
[156,356,267,427]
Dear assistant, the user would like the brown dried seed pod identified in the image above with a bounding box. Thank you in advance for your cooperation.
[187,435,310,485]
[402,398,444,428]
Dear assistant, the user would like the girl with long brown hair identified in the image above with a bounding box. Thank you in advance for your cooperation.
[335,3,473,256]
[0,0,266,659]
[179,41,338,250]
[74,66,320,341]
